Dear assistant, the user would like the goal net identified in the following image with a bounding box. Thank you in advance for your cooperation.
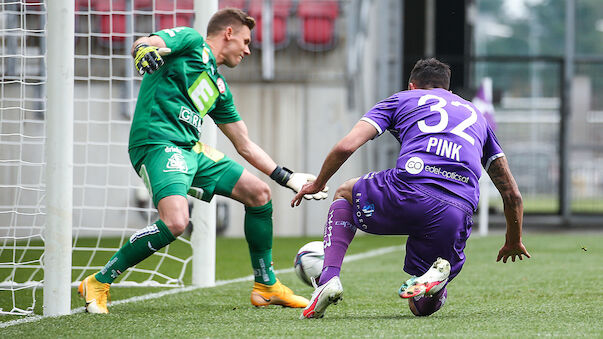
[0,0,202,316]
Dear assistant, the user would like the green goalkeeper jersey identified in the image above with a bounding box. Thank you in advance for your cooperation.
[129,27,241,150]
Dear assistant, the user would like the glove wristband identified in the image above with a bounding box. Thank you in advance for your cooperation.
[270,166,292,187]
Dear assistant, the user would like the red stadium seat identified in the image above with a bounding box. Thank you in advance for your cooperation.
[219,0,247,10]
[248,0,292,49]
[134,0,155,10]
[93,0,195,45]
[22,0,45,11]
[297,0,339,51]
[156,0,194,30]
[75,0,94,10]
[95,0,127,44]
[76,0,151,11]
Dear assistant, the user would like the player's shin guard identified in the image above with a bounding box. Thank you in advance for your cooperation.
[409,287,447,316]
[244,201,277,285]
[95,219,176,284]
[318,199,357,286]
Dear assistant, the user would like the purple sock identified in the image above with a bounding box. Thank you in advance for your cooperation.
[409,287,448,316]
[318,199,357,286]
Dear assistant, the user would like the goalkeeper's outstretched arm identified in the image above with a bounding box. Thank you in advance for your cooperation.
[218,120,328,200]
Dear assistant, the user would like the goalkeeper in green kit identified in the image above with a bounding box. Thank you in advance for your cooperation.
[79,8,327,314]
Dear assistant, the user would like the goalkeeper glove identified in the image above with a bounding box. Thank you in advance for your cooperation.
[133,43,164,75]
[270,166,329,200]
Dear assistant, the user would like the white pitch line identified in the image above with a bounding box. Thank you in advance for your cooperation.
[0,245,403,329]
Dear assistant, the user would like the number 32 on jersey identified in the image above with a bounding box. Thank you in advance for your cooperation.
[418,94,478,162]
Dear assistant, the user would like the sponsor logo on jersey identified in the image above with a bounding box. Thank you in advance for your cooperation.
[424,165,470,183]
[188,71,219,117]
[216,78,226,93]
[202,47,210,64]
[164,146,182,154]
[164,153,188,173]
[405,156,424,174]
[179,106,203,133]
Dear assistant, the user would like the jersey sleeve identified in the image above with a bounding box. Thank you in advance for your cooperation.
[152,27,202,55]
[208,78,242,124]
[360,94,399,137]
[481,125,505,171]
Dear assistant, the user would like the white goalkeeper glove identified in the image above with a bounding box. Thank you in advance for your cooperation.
[270,166,329,200]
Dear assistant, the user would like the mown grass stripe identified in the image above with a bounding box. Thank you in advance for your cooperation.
[0,245,402,329]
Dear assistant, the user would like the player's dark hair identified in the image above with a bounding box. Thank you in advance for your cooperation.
[409,58,451,90]
[207,8,256,36]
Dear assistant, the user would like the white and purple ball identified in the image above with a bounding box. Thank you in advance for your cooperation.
[293,241,324,286]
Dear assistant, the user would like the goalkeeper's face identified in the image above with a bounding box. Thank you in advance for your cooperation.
[222,25,251,68]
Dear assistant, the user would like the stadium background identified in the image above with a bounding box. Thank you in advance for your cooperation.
[2,0,602,239]
[1,0,602,319]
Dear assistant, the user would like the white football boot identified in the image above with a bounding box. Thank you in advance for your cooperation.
[399,257,450,299]
[300,276,343,319]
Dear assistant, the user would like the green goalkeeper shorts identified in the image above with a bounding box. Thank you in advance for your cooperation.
[129,142,244,207]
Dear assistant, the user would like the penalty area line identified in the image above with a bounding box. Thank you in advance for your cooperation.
[0,245,403,329]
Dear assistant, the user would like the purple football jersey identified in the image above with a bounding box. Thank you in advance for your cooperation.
[361,88,504,210]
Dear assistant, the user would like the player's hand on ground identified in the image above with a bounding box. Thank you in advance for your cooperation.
[133,43,164,75]
[291,181,328,207]
[496,242,531,263]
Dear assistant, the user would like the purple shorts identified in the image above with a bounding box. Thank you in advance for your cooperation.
[352,168,473,281]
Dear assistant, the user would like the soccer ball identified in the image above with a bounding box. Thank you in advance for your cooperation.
[294,241,324,286]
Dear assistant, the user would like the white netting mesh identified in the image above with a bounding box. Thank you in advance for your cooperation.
[1,0,198,316]
[70,0,195,288]
[0,0,46,316]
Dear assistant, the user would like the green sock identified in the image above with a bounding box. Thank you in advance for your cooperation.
[95,219,176,284]
[244,201,276,285]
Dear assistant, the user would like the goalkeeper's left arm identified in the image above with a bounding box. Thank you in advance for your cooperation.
[218,120,328,200]
[131,36,170,75]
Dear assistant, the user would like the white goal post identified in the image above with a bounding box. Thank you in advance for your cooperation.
[0,0,218,316]
[190,0,218,288]
[44,0,74,317]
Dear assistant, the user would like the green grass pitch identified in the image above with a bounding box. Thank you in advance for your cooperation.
[1,233,602,338]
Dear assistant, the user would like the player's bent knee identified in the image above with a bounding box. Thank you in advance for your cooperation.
[248,182,271,207]
[164,217,189,237]
[334,179,357,203]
